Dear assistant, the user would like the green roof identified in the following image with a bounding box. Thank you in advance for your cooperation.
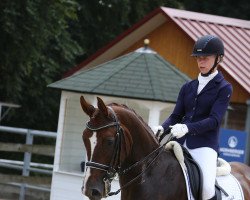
[49,47,191,102]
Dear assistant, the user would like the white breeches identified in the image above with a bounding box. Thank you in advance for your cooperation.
[184,143,217,200]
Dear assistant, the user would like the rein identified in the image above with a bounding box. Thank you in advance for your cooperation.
[109,145,164,196]
[83,107,164,197]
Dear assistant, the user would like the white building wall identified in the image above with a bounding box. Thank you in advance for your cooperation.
[51,91,88,200]
[51,92,174,200]
[51,171,120,200]
[55,91,89,173]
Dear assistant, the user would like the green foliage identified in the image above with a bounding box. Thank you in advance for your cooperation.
[0,0,249,132]
[0,0,82,130]
[71,0,181,62]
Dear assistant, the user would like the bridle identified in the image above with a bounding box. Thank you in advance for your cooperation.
[82,107,164,197]
[84,107,123,196]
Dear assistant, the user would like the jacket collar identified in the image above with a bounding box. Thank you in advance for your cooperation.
[194,71,224,95]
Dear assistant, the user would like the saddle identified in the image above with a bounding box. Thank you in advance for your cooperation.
[182,146,227,200]
[165,142,227,200]
[182,146,203,200]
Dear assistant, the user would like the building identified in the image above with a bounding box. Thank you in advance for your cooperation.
[49,7,250,200]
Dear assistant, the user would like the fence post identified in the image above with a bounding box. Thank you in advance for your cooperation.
[19,184,26,200]
[19,129,33,200]
[23,129,33,176]
[245,100,250,165]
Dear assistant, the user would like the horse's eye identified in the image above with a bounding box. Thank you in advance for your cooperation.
[105,137,115,146]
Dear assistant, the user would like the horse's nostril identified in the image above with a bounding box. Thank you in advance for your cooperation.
[92,188,101,197]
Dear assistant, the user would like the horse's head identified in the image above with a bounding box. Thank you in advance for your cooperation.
[80,96,133,199]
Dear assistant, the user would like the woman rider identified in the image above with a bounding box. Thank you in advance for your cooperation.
[157,35,233,200]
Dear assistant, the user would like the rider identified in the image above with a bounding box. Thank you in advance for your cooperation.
[157,35,233,200]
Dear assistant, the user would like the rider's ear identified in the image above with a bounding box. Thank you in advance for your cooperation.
[97,97,108,116]
[80,96,95,117]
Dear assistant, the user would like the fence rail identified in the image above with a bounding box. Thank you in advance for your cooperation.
[0,125,57,138]
[0,159,53,169]
[0,125,56,200]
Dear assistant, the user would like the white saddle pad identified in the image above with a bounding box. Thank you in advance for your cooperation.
[181,165,244,200]
[217,174,244,200]
[164,141,245,200]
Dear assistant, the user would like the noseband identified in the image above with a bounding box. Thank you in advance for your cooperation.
[83,107,164,197]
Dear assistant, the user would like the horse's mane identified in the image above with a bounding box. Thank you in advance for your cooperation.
[108,103,154,134]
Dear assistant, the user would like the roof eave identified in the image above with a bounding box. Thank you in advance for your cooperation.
[50,87,177,103]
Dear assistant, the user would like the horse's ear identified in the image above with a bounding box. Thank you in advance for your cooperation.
[97,97,108,116]
[80,96,95,117]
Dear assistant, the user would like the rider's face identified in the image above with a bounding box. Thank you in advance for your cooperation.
[195,55,216,74]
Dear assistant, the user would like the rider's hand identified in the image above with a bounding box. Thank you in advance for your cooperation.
[152,125,164,140]
[170,124,188,139]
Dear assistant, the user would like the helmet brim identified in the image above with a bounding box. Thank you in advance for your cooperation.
[191,52,217,57]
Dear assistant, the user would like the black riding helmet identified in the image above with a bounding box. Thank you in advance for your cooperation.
[192,35,224,76]
[191,35,224,57]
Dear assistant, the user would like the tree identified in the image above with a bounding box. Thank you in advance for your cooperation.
[70,0,181,62]
[1,0,249,131]
[0,0,82,130]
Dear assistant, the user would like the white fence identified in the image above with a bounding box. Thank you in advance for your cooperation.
[0,125,56,200]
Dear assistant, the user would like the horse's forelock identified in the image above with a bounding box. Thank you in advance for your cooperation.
[90,108,112,124]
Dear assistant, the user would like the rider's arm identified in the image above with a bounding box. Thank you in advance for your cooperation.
[162,84,186,131]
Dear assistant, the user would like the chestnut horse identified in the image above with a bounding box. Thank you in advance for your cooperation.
[80,96,250,200]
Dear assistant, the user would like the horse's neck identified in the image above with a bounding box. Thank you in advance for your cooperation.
[124,115,159,164]
[132,128,158,158]
[120,150,187,200]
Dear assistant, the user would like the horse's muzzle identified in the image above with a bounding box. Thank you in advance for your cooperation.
[85,187,102,200]
[84,181,104,200]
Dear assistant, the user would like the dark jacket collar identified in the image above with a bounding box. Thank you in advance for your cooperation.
[193,71,224,95]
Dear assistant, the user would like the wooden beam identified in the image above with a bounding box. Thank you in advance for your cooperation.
[0,142,55,156]
[0,174,51,185]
